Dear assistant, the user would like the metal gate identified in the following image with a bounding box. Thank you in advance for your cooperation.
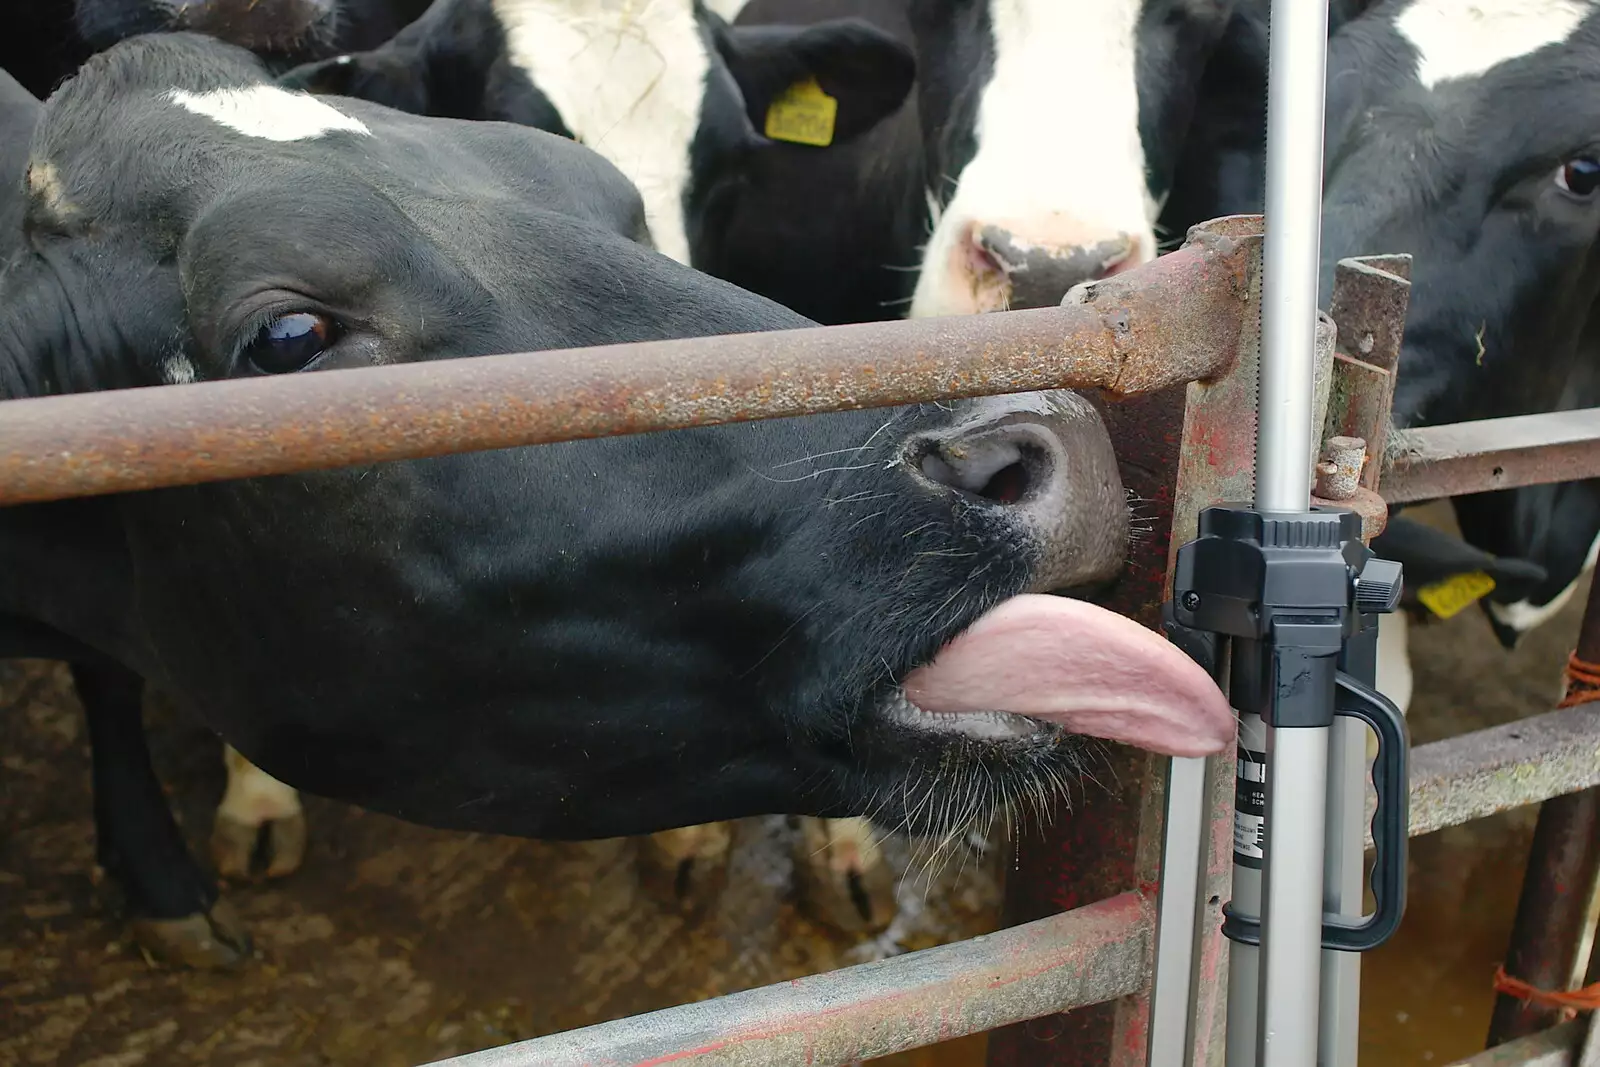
[3,214,1598,1067]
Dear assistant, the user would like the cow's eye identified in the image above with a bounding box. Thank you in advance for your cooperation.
[243,312,339,373]
[1556,157,1600,198]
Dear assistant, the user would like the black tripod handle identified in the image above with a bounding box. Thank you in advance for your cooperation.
[1221,669,1409,952]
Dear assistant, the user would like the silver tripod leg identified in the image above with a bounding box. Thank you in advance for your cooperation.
[1319,714,1368,1067]
[1147,754,1214,1067]
[1258,721,1331,1067]
[1244,0,1334,1059]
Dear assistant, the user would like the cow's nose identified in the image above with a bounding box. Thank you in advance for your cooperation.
[971,226,1139,310]
[907,392,1129,592]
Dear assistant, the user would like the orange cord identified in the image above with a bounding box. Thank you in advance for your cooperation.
[1493,965,1600,1016]
[1559,652,1600,708]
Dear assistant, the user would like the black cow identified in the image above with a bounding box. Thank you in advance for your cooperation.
[688,0,929,326]
[2,0,430,99]
[0,35,1231,967]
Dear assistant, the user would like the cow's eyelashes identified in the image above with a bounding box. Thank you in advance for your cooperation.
[239,311,343,374]
[1555,157,1600,198]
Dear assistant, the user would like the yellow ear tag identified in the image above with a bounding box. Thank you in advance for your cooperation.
[764,76,838,147]
[1415,570,1497,619]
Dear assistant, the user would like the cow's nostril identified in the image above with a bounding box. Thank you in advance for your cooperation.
[978,460,1029,504]
[919,438,1035,505]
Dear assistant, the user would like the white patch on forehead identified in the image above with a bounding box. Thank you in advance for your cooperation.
[910,0,1154,318]
[492,0,710,265]
[1395,0,1595,90]
[165,86,372,141]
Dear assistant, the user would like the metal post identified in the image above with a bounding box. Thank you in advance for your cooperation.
[1255,0,1331,514]
[1237,3,1333,1067]
[1487,575,1600,1047]
[1147,755,1215,1067]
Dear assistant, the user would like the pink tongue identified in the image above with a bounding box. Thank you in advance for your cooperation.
[901,594,1235,757]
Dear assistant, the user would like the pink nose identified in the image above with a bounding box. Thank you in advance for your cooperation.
[966,225,1139,309]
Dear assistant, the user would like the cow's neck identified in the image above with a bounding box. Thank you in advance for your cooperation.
[0,495,144,672]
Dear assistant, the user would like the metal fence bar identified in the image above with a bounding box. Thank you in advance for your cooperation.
[422,892,1154,1067]
[0,231,1255,507]
[1488,572,1600,1047]
[404,703,1600,1067]
[1381,409,1600,504]
[1368,702,1600,846]
[1449,1021,1587,1067]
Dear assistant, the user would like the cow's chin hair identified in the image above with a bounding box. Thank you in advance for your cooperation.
[842,691,1104,870]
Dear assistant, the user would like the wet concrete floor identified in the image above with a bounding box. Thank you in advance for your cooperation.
[0,504,1588,1067]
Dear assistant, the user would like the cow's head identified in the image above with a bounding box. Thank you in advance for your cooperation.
[903,0,1235,317]
[0,34,1229,843]
[277,0,915,268]
[1320,0,1600,430]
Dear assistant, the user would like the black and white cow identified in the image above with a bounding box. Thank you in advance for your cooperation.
[279,0,918,277]
[1161,0,1600,707]
[284,0,1238,321]
[895,0,1234,317]
[278,0,1238,935]
[701,0,1242,321]
[1326,0,1600,694]
[0,34,1232,966]
[278,0,922,929]
[3,0,431,99]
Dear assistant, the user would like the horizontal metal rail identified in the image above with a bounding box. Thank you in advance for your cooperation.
[420,704,1600,1067]
[1448,1020,1587,1067]
[0,234,1253,506]
[425,892,1153,1067]
[1370,701,1600,847]
[1382,408,1600,504]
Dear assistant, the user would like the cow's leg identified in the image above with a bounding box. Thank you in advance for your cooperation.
[72,661,251,968]
[792,816,897,936]
[211,745,306,882]
[637,821,734,912]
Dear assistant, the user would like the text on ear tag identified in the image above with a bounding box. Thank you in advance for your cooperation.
[764,76,838,147]
[1416,570,1497,619]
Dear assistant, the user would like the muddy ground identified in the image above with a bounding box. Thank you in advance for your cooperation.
[1,503,1589,1067]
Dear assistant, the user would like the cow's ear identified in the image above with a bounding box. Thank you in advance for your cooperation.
[278,48,434,116]
[717,18,915,146]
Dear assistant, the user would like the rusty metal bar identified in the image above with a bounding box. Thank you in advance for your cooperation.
[422,892,1153,1067]
[1488,575,1600,1047]
[0,230,1254,507]
[1381,409,1600,504]
[1449,1020,1586,1067]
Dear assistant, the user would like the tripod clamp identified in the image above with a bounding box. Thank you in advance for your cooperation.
[1167,503,1410,954]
